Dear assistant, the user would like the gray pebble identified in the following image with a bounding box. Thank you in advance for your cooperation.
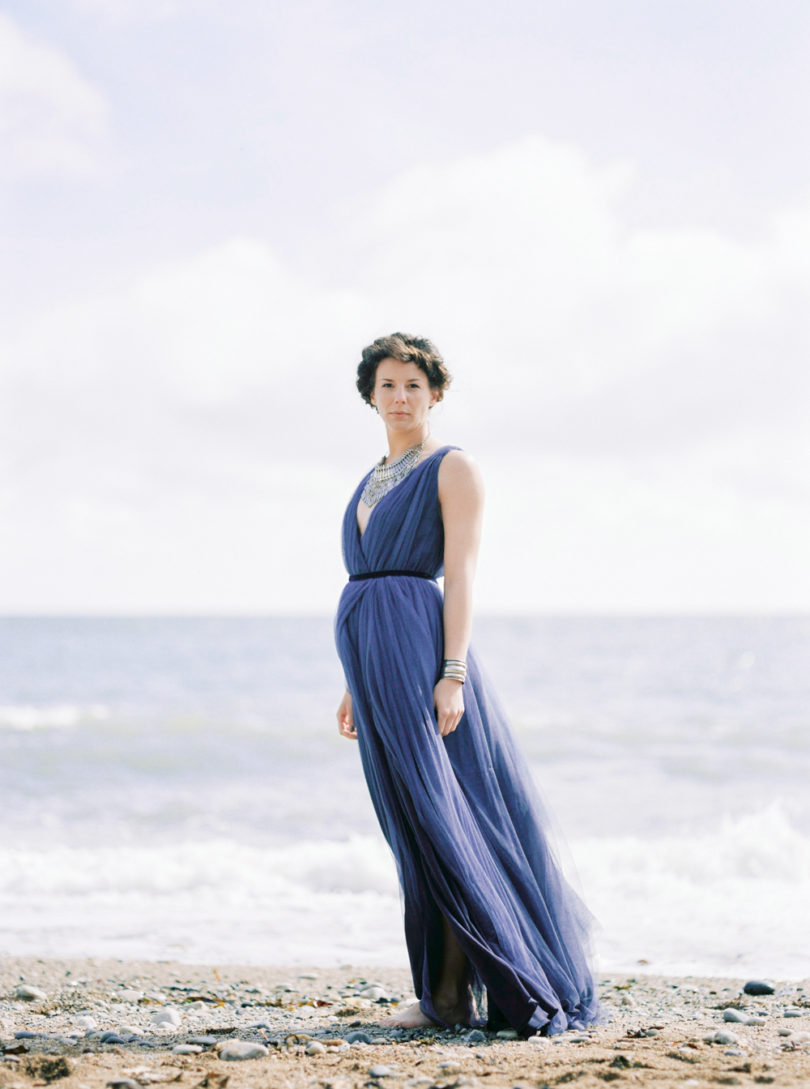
[722,1008,748,1023]
[14,1031,41,1039]
[439,1060,462,1072]
[14,985,47,1002]
[463,1029,487,1044]
[743,980,775,996]
[705,1030,740,1046]
[188,1035,219,1046]
[150,1006,182,1027]
[219,1041,269,1061]
[496,1028,519,1040]
[358,985,389,1001]
[172,1044,203,1055]
[305,1041,326,1055]
[725,1048,745,1056]
[369,1065,395,1077]
[343,1030,374,1044]
[784,1009,803,1018]
[778,1028,793,1037]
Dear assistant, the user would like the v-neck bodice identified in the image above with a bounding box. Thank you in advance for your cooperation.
[341,445,458,578]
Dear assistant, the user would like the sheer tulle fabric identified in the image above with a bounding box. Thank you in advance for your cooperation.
[334,446,600,1036]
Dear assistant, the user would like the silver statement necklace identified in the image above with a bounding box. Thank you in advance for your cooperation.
[360,440,426,508]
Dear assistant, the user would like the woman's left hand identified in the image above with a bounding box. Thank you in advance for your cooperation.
[434,677,464,737]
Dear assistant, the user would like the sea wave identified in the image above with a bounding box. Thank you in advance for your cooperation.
[0,835,398,897]
[1,807,808,977]
[576,803,810,979]
[0,835,403,966]
[0,703,110,731]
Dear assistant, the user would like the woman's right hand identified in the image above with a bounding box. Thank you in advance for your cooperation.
[336,689,357,740]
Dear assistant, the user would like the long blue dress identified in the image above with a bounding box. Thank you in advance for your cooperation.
[334,446,600,1036]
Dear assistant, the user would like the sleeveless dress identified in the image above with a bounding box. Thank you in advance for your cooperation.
[334,446,600,1037]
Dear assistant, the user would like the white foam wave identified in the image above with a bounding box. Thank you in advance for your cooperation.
[573,803,810,979]
[1,809,808,977]
[0,835,399,897]
[0,703,110,731]
[0,835,403,966]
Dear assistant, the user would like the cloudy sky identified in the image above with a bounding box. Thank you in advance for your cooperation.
[1,0,809,614]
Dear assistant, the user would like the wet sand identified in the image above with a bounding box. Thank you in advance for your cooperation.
[2,957,809,1088]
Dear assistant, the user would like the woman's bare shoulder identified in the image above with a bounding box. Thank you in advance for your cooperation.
[438,448,484,495]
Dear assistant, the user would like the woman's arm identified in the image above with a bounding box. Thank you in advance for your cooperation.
[434,451,485,736]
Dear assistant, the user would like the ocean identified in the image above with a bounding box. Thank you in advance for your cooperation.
[1,615,808,980]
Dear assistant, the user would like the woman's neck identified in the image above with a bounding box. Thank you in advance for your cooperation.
[385,426,431,462]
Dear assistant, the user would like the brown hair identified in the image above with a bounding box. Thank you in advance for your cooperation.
[356,332,452,407]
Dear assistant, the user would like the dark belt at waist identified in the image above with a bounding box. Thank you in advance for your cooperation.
[349,570,435,581]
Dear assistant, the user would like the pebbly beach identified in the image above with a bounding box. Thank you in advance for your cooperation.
[2,957,810,1089]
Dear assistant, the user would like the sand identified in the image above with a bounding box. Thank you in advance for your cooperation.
[2,957,809,1088]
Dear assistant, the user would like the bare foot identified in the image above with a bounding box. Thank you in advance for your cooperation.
[434,1000,470,1027]
[377,997,471,1029]
[376,1000,436,1029]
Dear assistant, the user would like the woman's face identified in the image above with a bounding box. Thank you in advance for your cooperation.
[370,358,438,429]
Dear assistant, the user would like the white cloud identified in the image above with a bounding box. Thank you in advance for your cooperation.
[478,443,810,615]
[0,236,378,612]
[0,236,376,509]
[0,11,109,177]
[347,135,809,458]
[1,134,809,612]
[69,0,192,22]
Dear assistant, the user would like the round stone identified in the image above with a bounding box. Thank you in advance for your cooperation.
[743,981,775,996]
[218,1041,269,1061]
[343,1031,374,1044]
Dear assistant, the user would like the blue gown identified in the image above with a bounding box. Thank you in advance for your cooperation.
[334,446,600,1036]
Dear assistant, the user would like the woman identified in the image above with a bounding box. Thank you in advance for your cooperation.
[334,332,600,1037]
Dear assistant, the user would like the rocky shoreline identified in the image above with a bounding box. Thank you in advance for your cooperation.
[1,957,809,1088]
